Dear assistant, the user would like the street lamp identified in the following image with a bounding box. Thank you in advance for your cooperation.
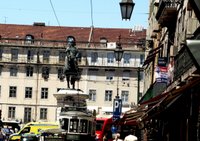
[119,0,135,20]
[113,41,124,122]
[114,42,124,98]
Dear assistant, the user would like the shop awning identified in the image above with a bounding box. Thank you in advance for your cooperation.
[121,77,200,127]
[143,46,163,66]
[140,77,200,121]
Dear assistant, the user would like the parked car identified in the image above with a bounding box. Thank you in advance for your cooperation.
[8,122,59,141]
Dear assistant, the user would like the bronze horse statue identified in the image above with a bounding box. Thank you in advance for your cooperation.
[64,36,81,89]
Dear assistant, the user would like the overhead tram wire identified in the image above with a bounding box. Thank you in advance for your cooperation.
[49,0,67,35]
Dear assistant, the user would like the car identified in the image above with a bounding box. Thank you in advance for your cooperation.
[8,122,59,141]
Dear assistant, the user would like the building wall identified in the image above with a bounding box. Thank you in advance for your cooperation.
[0,25,146,123]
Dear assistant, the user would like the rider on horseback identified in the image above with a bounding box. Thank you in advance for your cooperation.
[64,36,81,89]
[65,36,78,72]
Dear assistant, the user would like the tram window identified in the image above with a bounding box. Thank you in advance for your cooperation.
[88,121,92,133]
[79,119,88,133]
[69,119,79,132]
[60,118,69,131]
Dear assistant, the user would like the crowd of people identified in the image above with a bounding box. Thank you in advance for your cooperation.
[103,129,138,141]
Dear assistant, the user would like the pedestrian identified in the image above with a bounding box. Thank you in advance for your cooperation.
[124,129,138,141]
[103,132,108,141]
[113,133,123,141]
[0,128,4,141]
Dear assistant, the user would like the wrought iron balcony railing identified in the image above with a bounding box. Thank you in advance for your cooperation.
[156,0,179,27]
[173,46,194,80]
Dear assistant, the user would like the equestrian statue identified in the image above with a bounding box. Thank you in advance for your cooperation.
[64,36,81,89]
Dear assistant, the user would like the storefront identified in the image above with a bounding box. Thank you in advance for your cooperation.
[122,40,200,141]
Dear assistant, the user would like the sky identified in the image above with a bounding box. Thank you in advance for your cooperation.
[0,0,149,29]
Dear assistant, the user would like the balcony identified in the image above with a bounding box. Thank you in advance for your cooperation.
[173,46,194,80]
[156,0,179,27]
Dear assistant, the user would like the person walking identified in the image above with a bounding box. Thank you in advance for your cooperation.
[0,128,4,141]
[113,133,123,141]
[124,129,138,141]
[102,132,109,141]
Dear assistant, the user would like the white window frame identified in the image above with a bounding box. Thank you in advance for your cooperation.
[91,52,98,63]
[105,90,112,101]
[40,108,47,120]
[41,88,48,99]
[8,107,16,119]
[25,87,32,98]
[88,70,97,80]
[89,89,96,101]
[9,86,17,97]
[124,53,131,64]
[121,91,129,104]
[10,67,18,76]
[106,71,114,81]
[122,71,130,81]
[107,52,114,64]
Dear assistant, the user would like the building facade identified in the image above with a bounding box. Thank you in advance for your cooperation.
[121,0,200,140]
[0,23,146,123]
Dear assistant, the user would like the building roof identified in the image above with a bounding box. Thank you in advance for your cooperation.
[0,23,146,45]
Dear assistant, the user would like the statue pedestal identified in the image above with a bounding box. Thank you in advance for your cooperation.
[53,89,88,107]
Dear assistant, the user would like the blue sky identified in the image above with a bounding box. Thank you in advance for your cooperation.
[0,0,149,29]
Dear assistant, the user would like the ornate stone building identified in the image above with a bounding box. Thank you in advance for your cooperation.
[0,23,146,123]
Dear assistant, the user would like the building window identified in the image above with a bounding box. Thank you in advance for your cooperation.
[25,35,34,44]
[10,67,18,76]
[43,50,50,63]
[105,90,112,101]
[121,91,129,104]
[27,50,34,62]
[100,37,107,47]
[106,71,114,81]
[40,108,47,120]
[122,71,130,81]
[26,66,33,77]
[42,67,50,79]
[8,107,16,119]
[59,51,66,63]
[89,89,96,101]
[41,88,48,99]
[57,68,65,80]
[25,87,32,98]
[88,70,98,80]
[9,86,17,97]
[91,52,98,63]
[11,49,18,61]
[24,107,31,123]
[124,53,131,64]
[107,53,114,63]
[140,54,144,65]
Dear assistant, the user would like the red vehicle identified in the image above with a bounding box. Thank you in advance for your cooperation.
[95,115,113,141]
